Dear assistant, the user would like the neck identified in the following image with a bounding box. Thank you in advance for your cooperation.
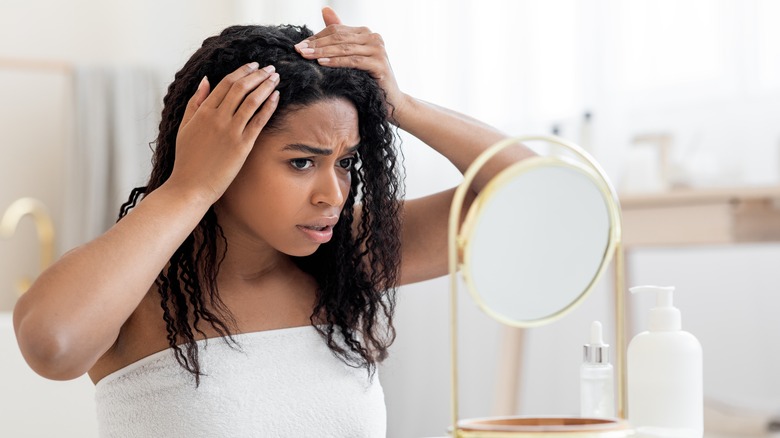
[211,229,320,330]
[217,232,295,283]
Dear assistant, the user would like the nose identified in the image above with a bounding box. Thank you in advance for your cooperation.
[311,167,347,207]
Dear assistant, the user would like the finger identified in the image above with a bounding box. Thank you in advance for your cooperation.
[299,35,380,59]
[202,62,260,108]
[244,90,280,140]
[310,25,372,41]
[321,6,342,26]
[315,55,385,76]
[297,33,381,63]
[233,71,280,128]
[217,65,277,116]
[295,24,372,53]
[180,76,211,127]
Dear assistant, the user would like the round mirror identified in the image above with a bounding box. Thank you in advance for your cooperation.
[447,136,627,432]
[458,152,618,327]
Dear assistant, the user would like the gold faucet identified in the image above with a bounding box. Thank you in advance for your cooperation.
[0,197,55,296]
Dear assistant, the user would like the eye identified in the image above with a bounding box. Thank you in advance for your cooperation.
[338,156,356,170]
[290,158,314,170]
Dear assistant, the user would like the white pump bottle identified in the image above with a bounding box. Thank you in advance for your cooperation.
[627,285,703,437]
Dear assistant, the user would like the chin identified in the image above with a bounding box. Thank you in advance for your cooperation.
[284,244,321,258]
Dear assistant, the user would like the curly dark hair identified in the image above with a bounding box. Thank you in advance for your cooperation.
[118,24,404,385]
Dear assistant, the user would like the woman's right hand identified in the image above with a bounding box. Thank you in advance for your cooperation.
[169,62,280,204]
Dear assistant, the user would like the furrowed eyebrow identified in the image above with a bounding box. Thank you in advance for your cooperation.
[282,143,360,155]
[283,143,332,155]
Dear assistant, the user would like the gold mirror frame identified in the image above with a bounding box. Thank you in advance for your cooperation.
[460,156,616,327]
[447,136,627,436]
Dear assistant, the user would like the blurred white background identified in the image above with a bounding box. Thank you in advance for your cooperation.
[1,1,779,437]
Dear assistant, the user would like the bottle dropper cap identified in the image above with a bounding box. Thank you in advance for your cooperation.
[583,321,609,364]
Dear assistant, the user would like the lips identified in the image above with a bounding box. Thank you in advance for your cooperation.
[297,217,338,244]
[301,224,329,231]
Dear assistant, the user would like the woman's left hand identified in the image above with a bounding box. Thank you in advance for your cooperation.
[295,7,409,124]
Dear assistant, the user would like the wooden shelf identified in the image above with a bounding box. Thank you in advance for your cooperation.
[619,186,780,247]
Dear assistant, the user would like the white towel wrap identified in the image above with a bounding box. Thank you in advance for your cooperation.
[95,325,386,437]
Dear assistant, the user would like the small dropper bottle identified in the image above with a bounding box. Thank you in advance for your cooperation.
[580,321,615,418]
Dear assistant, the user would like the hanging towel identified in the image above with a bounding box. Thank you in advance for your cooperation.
[61,65,163,253]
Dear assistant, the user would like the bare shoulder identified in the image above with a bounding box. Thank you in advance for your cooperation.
[87,267,320,384]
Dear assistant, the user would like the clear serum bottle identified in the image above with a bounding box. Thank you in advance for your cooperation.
[580,320,615,418]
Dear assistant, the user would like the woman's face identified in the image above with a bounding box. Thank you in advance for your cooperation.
[216,97,360,257]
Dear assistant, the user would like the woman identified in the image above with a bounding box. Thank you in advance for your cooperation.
[13,7,532,437]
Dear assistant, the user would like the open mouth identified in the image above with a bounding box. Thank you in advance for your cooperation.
[297,224,334,244]
[301,225,331,232]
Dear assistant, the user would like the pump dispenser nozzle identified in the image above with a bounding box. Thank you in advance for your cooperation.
[630,285,682,332]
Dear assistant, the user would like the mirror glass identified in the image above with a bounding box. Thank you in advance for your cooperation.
[461,158,614,326]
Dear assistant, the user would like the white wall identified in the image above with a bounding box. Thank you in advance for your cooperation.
[0,0,238,77]
[0,70,69,311]
[0,0,240,309]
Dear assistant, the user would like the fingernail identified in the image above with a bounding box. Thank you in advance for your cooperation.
[269,72,280,82]
[248,62,260,70]
[317,58,331,64]
[300,47,315,55]
[198,76,209,89]
[263,65,275,73]
[295,41,309,49]
[270,90,280,102]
